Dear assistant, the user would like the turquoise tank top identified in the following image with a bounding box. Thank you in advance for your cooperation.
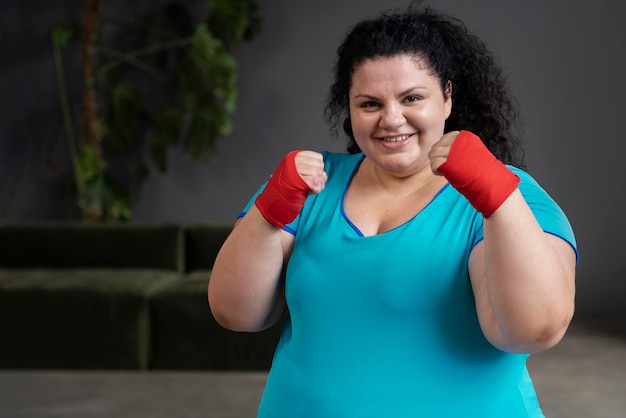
[241,151,577,417]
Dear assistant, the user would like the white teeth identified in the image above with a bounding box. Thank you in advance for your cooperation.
[382,135,410,142]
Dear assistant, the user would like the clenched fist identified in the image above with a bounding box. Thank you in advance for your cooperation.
[294,151,327,194]
[428,130,461,176]
[428,130,519,217]
[255,151,327,228]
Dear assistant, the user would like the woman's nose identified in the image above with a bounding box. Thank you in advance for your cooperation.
[379,104,406,129]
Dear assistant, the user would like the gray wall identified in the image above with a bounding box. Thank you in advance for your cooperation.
[1,0,625,318]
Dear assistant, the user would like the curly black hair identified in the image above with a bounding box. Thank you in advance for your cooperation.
[324,2,525,167]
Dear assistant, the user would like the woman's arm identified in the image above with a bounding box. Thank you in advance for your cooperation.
[208,206,293,332]
[468,189,576,353]
[430,130,576,353]
[208,150,326,332]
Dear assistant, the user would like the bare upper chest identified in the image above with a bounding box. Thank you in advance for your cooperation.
[343,175,448,236]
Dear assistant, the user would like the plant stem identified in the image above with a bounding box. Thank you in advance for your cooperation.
[51,30,78,167]
[82,0,102,152]
[95,37,191,81]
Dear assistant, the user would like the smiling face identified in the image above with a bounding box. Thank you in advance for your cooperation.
[349,54,452,178]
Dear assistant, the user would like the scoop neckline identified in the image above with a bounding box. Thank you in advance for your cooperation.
[339,155,450,237]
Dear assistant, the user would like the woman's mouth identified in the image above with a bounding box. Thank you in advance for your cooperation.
[379,134,412,143]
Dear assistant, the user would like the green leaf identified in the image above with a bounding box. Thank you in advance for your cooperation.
[205,0,263,48]
[185,24,238,114]
[52,24,82,48]
[103,82,144,149]
[150,108,182,172]
[75,147,106,186]
[102,175,132,221]
[78,176,105,220]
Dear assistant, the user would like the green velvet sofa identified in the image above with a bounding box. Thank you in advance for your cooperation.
[0,222,282,370]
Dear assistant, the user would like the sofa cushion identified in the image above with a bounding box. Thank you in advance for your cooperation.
[149,272,282,370]
[0,268,179,369]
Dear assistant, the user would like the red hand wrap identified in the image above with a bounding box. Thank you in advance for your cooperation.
[438,130,520,218]
[255,151,311,228]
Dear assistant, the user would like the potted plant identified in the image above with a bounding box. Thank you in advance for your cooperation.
[52,0,262,221]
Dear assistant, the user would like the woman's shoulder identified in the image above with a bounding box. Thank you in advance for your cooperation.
[507,165,577,254]
[506,165,562,207]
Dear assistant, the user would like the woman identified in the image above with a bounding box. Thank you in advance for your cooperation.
[209,4,577,417]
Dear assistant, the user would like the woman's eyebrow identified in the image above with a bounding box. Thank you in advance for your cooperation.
[353,85,427,100]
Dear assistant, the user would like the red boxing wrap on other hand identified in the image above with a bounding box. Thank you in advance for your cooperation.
[255,151,312,228]
[438,130,520,218]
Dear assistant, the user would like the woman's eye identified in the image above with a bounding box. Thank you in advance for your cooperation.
[360,101,380,109]
[405,95,421,103]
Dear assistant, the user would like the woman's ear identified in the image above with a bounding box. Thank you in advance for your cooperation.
[444,80,453,118]
[444,80,452,99]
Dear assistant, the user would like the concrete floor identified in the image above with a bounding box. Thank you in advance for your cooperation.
[0,320,624,418]
[527,320,626,418]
